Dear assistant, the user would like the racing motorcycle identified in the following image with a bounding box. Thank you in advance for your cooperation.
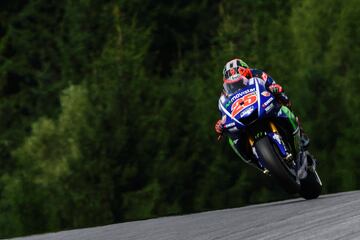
[219,77,322,199]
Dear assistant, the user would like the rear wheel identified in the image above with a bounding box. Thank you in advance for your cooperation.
[299,155,322,199]
[255,137,300,194]
[299,171,322,199]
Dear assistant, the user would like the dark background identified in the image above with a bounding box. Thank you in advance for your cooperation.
[0,0,359,238]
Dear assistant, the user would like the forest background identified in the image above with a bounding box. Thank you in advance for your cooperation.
[0,0,359,238]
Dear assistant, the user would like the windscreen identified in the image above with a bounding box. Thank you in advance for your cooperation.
[223,80,248,95]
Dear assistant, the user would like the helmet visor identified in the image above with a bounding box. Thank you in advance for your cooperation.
[223,66,249,80]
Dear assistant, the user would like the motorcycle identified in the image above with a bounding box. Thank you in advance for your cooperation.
[218,77,322,199]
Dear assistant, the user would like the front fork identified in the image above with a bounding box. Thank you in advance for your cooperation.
[269,122,293,162]
[248,121,293,174]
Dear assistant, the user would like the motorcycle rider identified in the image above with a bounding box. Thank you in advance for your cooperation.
[215,58,309,164]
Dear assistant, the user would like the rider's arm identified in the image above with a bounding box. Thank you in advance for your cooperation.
[251,69,291,107]
[215,93,227,137]
[250,69,276,87]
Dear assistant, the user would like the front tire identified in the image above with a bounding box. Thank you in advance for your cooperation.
[255,137,300,194]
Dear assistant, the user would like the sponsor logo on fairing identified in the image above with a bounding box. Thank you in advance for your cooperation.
[240,106,254,118]
[225,100,232,108]
[265,103,274,112]
[230,88,256,102]
[261,97,274,108]
[225,122,235,128]
[261,91,271,97]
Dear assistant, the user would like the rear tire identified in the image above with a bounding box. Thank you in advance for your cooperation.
[255,137,300,194]
[299,170,322,199]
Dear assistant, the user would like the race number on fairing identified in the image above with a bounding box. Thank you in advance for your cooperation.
[231,93,257,117]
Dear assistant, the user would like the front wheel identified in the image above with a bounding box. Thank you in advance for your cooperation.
[255,137,300,194]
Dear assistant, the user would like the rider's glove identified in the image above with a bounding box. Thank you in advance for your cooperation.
[268,84,292,108]
[268,84,283,94]
[215,119,223,139]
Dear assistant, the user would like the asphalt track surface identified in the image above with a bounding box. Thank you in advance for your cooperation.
[11,190,360,240]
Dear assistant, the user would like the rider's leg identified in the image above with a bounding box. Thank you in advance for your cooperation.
[277,93,310,150]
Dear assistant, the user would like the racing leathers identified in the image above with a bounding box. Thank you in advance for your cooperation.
[215,69,309,164]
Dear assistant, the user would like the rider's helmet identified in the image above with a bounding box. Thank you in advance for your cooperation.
[222,58,252,95]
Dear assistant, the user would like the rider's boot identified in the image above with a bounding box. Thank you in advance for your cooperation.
[300,130,310,150]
